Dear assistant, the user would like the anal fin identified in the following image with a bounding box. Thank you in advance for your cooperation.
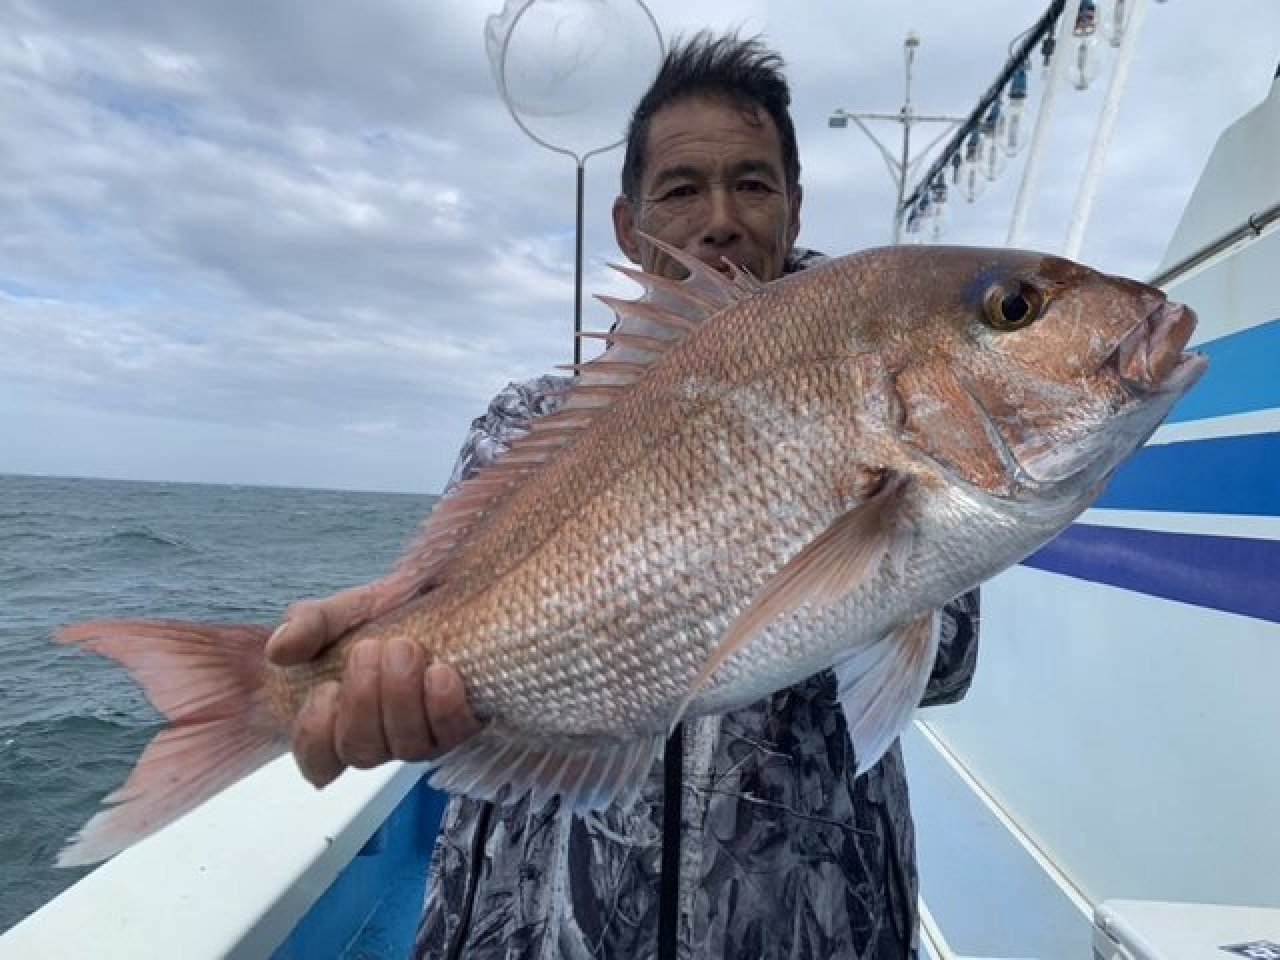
[835,610,941,775]
[428,728,662,813]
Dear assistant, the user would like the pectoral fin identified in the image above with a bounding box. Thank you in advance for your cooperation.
[834,610,940,774]
[671,473,915,728]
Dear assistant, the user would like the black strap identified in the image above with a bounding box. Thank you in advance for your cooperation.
[657,723,684,960]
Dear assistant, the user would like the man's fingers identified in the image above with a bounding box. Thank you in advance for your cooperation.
[267,584,378,666]
[334,641,391,768]
[292,682,344,788]
[380,639,437,761]
[291,637,482,780]
[425,664,483,754]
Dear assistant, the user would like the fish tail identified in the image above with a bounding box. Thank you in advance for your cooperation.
[55,619,289,867]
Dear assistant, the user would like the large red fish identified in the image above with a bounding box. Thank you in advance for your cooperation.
[56,240,1206,865]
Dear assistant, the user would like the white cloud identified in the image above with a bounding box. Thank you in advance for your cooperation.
[1,0,1277,492]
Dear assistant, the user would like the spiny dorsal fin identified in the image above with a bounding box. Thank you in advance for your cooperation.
[635,233,765,305]
[595,294,698,332]
[724,259,764,296]
[601,235,764,351]
[388,235,764,594]
[554,359,648,378]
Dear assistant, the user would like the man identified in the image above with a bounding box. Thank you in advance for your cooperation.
[268,32,980,959]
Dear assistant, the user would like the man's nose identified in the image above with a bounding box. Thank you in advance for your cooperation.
[699,184,744,247]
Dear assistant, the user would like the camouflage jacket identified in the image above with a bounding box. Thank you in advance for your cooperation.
[414,250,982,960]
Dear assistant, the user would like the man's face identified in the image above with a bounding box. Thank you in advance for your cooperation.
[612,96,802,284]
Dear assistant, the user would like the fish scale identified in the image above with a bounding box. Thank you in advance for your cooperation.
[431,371,861,732]
[52,241,1206,864]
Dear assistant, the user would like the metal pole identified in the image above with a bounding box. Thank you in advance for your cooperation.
[1008,0,1082,246]
[1065,0,1151,257]
[493,0,662,363]
[574,160,585,367]
[1148,200,1280,289]
[831,33,963,245]
[894,34,919,244]
[899,0,1065,221]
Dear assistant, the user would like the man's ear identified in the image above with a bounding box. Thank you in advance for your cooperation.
[612,196,643,265]
[787,184,803,251]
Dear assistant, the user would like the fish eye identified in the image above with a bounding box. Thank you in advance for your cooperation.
[983,282,1044,331]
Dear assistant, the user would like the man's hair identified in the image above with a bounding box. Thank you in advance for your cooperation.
[620,31,800,199]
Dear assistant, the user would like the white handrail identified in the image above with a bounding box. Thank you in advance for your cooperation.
[0,759,423,960]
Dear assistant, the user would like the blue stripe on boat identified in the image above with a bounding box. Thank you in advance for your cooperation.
[1096,431,1280,516]
[1022,523,1280,624]
[1167,318,1280,423]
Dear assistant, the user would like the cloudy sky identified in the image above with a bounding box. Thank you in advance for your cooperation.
[2,1,1277,494]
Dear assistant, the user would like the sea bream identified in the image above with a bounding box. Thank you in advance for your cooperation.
[55,240,1206,865]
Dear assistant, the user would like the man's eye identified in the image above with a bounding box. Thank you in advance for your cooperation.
[655,184,699,201]
[738,180,774,194]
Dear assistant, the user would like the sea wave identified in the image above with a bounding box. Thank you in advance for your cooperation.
[92,527,194,552]
[0,473,421,932]
[0,712,155,920]
[6,709,158,744]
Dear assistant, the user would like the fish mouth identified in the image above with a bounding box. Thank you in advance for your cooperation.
[1114,299,1209,394]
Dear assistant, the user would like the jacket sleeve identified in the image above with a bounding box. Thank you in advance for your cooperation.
[442,374,573,492]
[920,588,981,707]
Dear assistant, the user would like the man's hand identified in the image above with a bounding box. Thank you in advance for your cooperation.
[266,583,482,787]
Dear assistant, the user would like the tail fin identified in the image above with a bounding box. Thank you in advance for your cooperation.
[55,620,289,867]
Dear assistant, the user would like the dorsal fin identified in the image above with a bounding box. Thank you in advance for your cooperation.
[387,233,764,593]
[634,233,764,305]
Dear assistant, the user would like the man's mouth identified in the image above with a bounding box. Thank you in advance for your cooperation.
[709,255,747,276]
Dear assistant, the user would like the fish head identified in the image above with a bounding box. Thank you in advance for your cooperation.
[874,246,1208,504]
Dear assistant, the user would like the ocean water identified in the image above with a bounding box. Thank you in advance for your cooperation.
[0,473,435,935]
